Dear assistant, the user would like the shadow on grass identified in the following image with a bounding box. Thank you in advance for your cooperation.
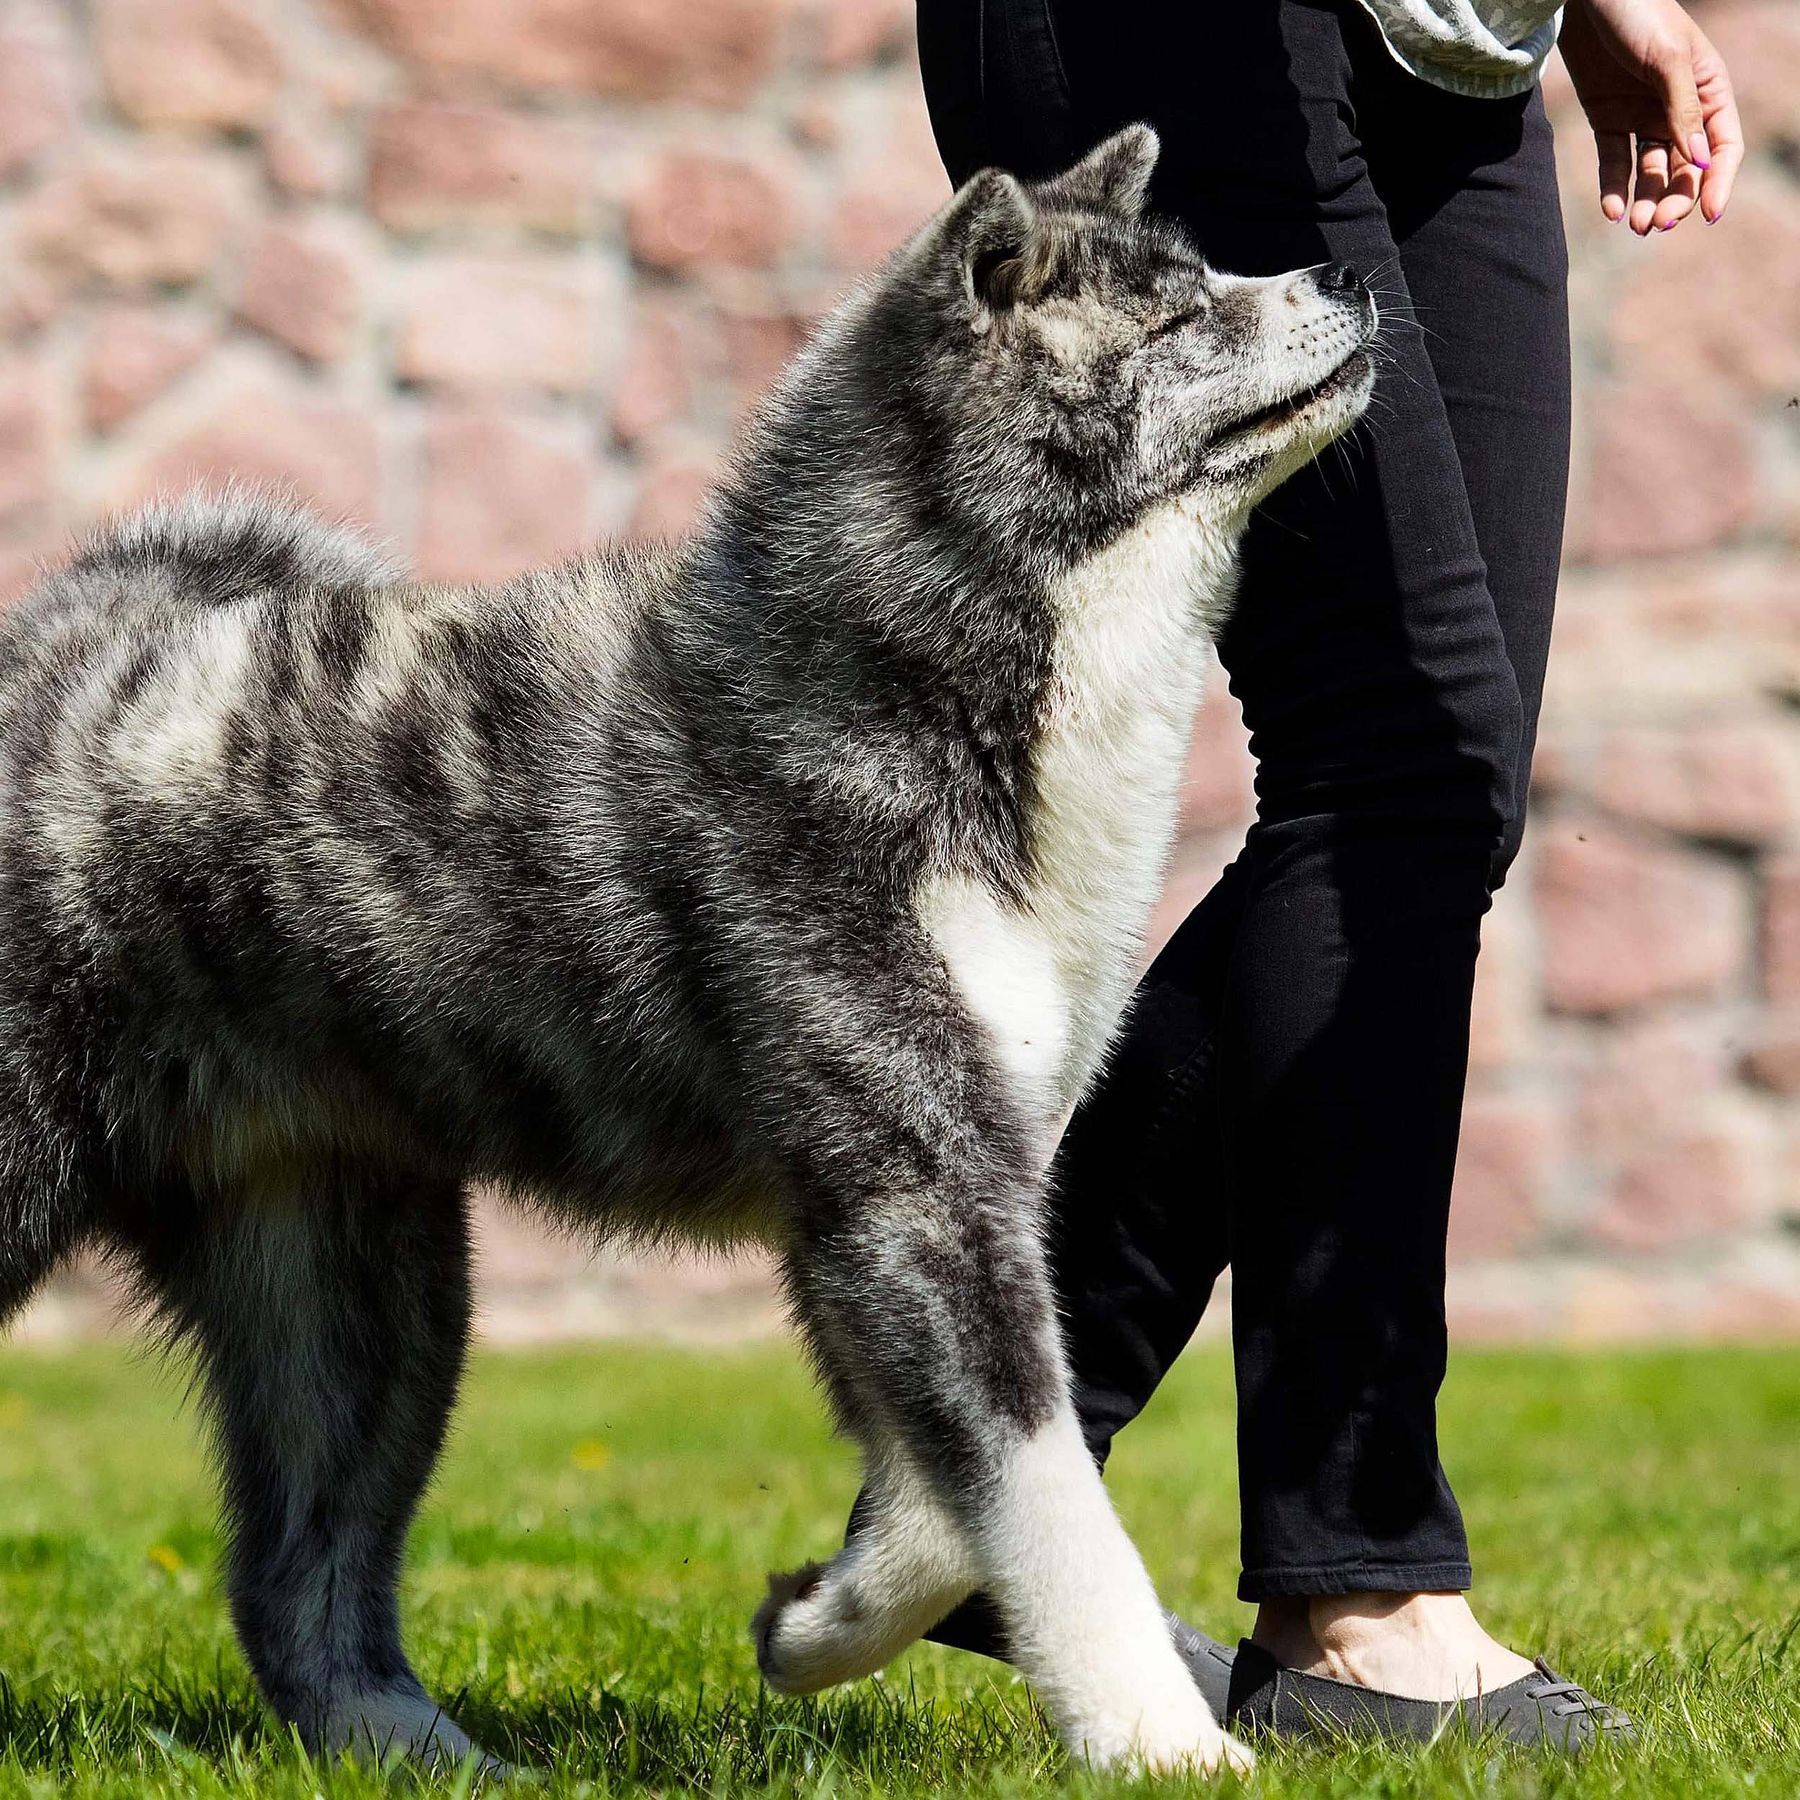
[0,1669,1051,1789]
[0,1658,268,1774]
[469,1681,1050,1788]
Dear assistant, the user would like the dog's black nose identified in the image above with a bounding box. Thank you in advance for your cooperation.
[1318,260,1363,294]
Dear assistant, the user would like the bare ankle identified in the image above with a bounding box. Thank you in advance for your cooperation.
[1257,1590,1535,1700]
[1249,1595,1318,1666]
[1309,1589,1461,1649]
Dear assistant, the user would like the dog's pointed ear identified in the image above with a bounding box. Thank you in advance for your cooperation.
[929,167,1040,320]
[1037,124,1160,219]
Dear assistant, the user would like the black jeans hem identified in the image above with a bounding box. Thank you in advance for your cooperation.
[1238,1560,1474,1602]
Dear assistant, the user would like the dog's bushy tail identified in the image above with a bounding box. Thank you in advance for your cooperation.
[66,487,395,610]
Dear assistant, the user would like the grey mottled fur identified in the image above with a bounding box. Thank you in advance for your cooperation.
[0,129,1373,1771]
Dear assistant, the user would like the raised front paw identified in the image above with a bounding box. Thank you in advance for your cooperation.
[753,1561,866,1694]
[753,1549,970,1697]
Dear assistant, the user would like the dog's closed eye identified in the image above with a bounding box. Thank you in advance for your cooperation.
[1145,309,1206,342]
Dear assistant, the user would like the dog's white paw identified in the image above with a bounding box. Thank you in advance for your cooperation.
[1060,1662,1255,1778]
[1074,1709,1257,1778]
[1219,1731,1258,1776]
[1125,1721,1256,1778]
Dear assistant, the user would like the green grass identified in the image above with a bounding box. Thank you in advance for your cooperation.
[0,1339,1794,1796]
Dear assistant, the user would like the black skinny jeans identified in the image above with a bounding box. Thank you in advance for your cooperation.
[910,0,1571,1629]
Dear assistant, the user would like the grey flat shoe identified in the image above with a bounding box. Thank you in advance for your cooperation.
[1166,1611,1237,1720]
[1227,1639,1634,1748]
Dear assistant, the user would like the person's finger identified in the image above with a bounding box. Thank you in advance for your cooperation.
[1597,131,1632,223]
[1700,99,1745,223]
[1654,37,1708,169]
[1629,139,1670,236]
[1691,26,1743,222]
[1652,163,1700,231]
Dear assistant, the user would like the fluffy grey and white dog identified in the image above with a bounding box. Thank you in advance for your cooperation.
[0,127,1373,1775]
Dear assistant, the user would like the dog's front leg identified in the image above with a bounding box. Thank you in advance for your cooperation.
[971,1400,1252,1772]
[774,1157,1252,1776]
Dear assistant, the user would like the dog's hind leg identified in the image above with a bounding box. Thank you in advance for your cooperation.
[124,1170,494,1770]
[767,1155,1251,1775]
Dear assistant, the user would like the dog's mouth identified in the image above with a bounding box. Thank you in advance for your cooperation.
[1223,348,1372,440]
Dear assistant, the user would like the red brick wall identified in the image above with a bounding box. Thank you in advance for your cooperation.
[2,0,1796,1339]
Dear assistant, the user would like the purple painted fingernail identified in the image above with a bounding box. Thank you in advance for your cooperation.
[1659,218,1677,230]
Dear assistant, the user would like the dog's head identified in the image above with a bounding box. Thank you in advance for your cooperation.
[880,125,1375,535]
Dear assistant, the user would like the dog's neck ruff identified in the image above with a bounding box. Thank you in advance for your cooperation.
[917,492,1240,1138]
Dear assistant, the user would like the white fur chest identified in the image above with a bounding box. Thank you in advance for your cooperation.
[917,498,1237,1138]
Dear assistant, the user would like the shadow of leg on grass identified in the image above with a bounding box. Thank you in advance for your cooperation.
[0,1662,267,1775]
[0,1647,1048,1785]
[476,1679,1048,1788]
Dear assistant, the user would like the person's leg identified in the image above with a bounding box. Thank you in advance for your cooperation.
[1043,0,1570,1691]
[1073,0,1573,1695]
[1248,6,1572,1693]
[905,0,1569,1693]
[965,0,1523,1612]
[909,0,1569,1686]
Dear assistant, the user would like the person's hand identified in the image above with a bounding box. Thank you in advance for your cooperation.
[1558,0,1744,233]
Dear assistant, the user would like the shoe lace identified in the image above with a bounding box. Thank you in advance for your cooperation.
[1522,1663,1631,1727]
